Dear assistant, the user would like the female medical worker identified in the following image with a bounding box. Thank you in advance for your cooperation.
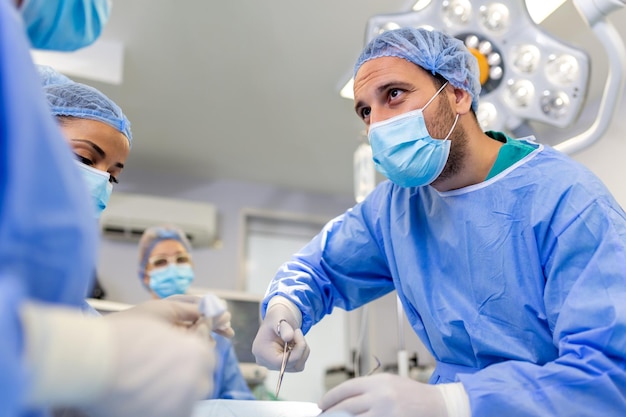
[39,64,130,221]
[39,65,227,321]
[41,68,227,338]
[1,1,215,417]
[138,225,256,400]
[40,67,235,416]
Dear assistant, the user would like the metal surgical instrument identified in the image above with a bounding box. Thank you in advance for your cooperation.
[275,319,293,398]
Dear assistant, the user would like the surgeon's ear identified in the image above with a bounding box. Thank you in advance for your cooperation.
[452,87,473,115]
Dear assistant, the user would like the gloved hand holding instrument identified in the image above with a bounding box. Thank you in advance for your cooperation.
[252,296,311,397]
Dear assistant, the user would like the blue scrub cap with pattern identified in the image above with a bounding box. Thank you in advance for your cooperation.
[38,64,73,86]
[354,28,481,112]
[37,65,133,145]
[137,225,192,281]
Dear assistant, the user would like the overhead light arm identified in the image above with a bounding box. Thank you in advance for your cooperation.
[554,0,626,154]
[574,0,625,25]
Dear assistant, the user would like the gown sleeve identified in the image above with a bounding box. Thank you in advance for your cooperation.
[261,183,396,333]
[211,334,255,400]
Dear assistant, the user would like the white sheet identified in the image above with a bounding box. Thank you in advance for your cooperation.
[191,400,321,417]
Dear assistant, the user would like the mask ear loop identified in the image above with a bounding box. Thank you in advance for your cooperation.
[423,80,458,141]
[422,81,449,111]
[443,113,460,141]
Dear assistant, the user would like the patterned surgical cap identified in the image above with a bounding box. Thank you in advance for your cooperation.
[38,65,132,144]
[354,28,480,111]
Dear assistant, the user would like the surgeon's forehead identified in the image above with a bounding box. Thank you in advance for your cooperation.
[354,57,431,95]
[150,239,187,256]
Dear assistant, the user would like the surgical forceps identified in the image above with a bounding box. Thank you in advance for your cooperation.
[354,354,382,377]
[275,319,293,398]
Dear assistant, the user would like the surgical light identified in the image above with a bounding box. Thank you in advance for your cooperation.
[505,79,535,108]
[442,0,473,25]
[344,0,592,133]
[379,22,402,33]
[476,102,499,129]
[479,3,511,33]
[541,90,571,118]
[511,45,541,73]
[545,54,581,85]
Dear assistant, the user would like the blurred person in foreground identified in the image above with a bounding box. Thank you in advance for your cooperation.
[1,1,218,416]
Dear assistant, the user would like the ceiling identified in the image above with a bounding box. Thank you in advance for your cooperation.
[65,0,626,199]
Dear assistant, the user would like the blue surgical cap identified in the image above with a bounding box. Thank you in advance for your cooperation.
[354,28,481,112]
[38,64,73,86]
[137,225,192,281]
[37,65,133,145]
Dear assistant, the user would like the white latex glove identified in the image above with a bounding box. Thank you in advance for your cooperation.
[113,296,214,343]
[251,296,310,371]
[163,294,235,339]
[20,302,215,417]
[82,312,215,417]
[116,297,204,328]
[319,373,469,417]
[198,292,235,338]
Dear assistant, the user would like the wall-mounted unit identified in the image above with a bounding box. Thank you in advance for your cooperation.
[100,193,218,248]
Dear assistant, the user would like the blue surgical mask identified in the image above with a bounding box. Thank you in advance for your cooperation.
[20,0,111,51]
[148,264,194,299]
[75,161,112,219]
[368,82,458,188]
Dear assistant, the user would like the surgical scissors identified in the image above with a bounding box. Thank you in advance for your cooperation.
[275,319,293,398]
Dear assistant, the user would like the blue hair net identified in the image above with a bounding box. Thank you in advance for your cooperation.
[38,64,73,86]
[37,65,133,145]
[137,225,192,281]
[354,28,481,112]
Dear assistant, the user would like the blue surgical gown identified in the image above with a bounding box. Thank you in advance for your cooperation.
[211,334,255,400]
[0,2,98,416]
[263,141,626,416]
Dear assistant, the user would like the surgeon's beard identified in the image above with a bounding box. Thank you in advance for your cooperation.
[430,95,467,186]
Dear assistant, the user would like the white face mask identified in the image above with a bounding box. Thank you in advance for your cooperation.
[75,161,112,219]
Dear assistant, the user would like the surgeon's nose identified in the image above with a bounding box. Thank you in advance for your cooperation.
[369,108,395,127]
[92,162,110,174]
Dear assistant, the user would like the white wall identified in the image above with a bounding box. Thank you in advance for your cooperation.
[97,175,354,304]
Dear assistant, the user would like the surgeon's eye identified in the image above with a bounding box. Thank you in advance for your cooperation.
[175,254,191,264]
[150,258,169,268]
[359,107,371,120]
[109,175,119,184]
[389,88,403,100]
[74,154,94,166]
